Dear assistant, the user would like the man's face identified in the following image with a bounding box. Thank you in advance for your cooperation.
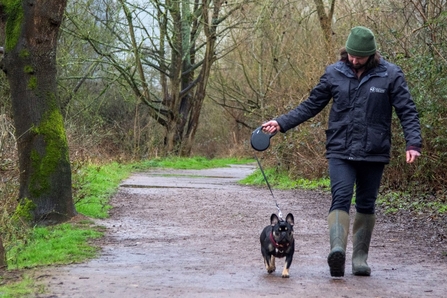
[348,54,369,69]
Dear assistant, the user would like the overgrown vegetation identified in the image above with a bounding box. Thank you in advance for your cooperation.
[377,191,447,215]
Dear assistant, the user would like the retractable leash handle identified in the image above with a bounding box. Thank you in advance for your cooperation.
[250,126,277,152]
[251,126,283,220]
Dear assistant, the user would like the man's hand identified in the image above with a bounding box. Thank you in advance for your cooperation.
[261,120,280,134]
[406,149,421,163]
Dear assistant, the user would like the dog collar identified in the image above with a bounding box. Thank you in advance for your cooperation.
[269,232,290,249]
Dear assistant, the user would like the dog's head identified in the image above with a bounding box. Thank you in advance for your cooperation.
[270,213,294,248]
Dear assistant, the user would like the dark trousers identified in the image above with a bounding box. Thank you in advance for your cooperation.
[328,158,385,214]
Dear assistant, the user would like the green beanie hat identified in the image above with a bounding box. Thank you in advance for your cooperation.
[345,26,376,57]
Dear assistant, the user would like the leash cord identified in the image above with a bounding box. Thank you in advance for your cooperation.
[254,154,283,220]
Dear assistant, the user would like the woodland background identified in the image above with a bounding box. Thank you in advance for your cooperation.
[0,0,446,220]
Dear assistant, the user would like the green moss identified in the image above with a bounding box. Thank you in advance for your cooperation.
[27,75,37,89]
[30,149,48,195]
[19,49,30,58]
[2,0,24,52]
[24,66,37,90]
[24,65,34,73]
[30,101,69,197]
[12,198,37,222]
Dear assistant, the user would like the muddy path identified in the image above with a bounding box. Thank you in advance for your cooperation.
[38,164,447,297]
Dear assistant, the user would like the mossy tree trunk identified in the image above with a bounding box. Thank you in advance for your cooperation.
[0,0,75,224]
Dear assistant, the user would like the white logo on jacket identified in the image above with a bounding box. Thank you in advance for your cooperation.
[370,86,386,93]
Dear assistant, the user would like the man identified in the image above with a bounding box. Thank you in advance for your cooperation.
[262,26,422,277]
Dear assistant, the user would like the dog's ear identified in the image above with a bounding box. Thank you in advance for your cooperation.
[270,213,279,225]
[286,213,294,226]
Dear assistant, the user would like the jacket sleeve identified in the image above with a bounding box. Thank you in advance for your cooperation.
[389,67,422,151]
[276,71,333,132]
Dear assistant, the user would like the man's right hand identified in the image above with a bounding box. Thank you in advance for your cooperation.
[261,120,280,134]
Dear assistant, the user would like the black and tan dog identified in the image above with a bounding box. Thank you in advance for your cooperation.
[260,213,295,278]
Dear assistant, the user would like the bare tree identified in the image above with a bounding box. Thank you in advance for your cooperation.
[63,0,248,156]
[0,0,75,224]
[208,0,334,127]
[313,0,336,59]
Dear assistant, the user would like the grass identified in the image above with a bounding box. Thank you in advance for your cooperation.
[7,223,103,270]
[0,276,37,298]
[73,162,135,218]
[240,167,330,191]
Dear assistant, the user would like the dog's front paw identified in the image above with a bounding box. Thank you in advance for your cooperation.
[265,255,276,273]
[265,263,276,273]
[281,268,290,278]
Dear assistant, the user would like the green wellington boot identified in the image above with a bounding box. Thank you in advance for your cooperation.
[352,212,375,276]
[327,210,350,277]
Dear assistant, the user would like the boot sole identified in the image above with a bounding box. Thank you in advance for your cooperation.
[353,266,371,276]
[328,250,345,277]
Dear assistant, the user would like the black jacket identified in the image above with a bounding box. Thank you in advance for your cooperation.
[276,58,422,163]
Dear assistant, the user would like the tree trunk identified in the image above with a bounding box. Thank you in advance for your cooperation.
[0,236,6,269]
[314,0,336,60]
[178,0,221,156]
[0,0,75,224]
